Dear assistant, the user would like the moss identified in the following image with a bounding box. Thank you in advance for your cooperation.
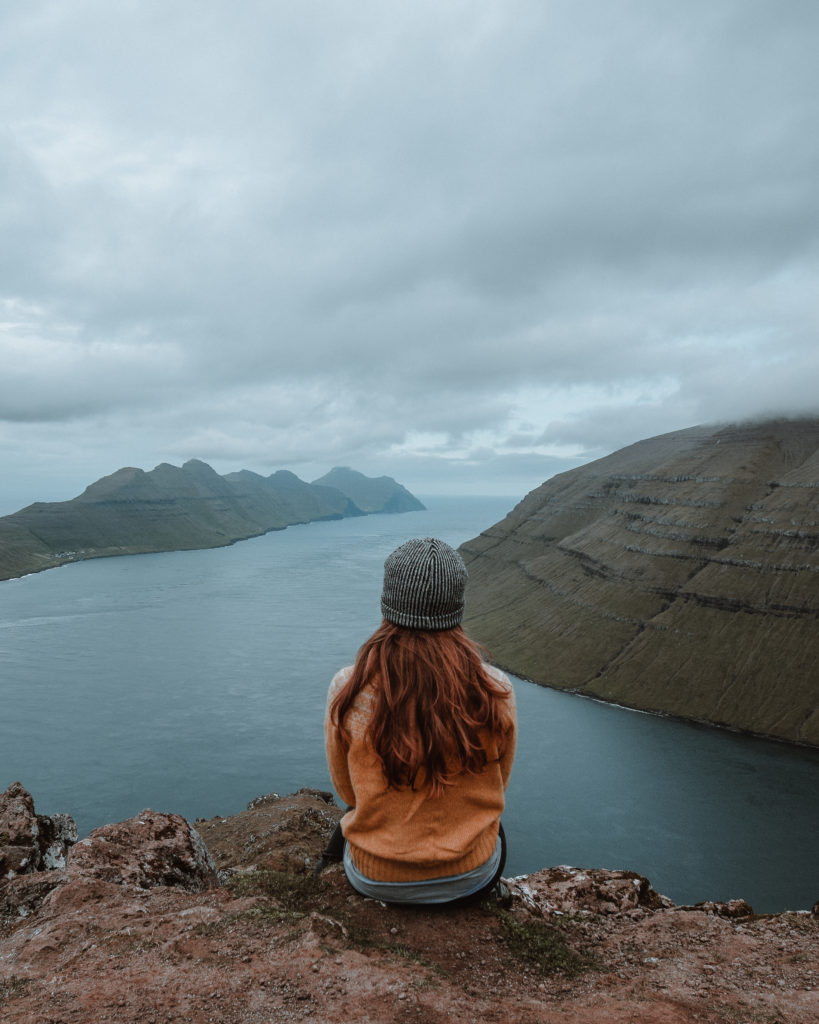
[235,904,307,925]
[0,976,31,1002]
[225,868,321,909]
[494,911,595,977]
[339,921,434,972]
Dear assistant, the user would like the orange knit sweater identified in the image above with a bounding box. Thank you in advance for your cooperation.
[324,664,517,883]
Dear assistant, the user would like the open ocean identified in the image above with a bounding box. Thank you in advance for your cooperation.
[2,495,818,912]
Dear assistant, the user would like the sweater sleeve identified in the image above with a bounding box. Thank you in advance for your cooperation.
[492,668,517,790]
[500,706,517,790]
[324,668,357,808]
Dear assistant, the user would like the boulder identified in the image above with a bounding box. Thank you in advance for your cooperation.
[508,865,674,917]
[0,872,64,920]
[691,898,754,918]
[197,788,343,876]
[66,809,218,891]
[0,781,77,878]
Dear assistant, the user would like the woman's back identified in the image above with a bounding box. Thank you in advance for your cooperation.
[323,537,517,901]
[326,657,515,880]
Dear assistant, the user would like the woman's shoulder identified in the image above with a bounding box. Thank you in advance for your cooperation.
[327,664,376,730]
[329,665,354,697]
[484,665,517,725]
[484,663,514,692]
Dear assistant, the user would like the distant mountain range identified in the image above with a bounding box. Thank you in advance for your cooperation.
[0,462,425,582]
[461,418,819,748]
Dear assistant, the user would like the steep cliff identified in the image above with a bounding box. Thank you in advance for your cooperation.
[0,460,423,581]
[461,418,819,746]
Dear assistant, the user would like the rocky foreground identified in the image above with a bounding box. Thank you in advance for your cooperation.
[1,783,817,1024]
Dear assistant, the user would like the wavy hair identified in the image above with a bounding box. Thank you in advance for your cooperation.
[330,621,511,797]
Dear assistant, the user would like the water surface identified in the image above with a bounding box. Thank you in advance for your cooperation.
[2,496,817,911]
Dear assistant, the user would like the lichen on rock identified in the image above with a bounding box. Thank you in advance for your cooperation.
[0,781,77,879]
[66,809,219,891]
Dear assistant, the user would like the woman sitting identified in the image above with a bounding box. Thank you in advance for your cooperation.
[322,537,517,905]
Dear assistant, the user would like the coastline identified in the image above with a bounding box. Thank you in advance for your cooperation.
[497,661,819,753]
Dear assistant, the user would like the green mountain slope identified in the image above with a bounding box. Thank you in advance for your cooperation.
[0,461,421,581]
[460,419,819,747]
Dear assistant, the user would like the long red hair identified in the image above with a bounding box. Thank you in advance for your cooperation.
[330,621,511,797]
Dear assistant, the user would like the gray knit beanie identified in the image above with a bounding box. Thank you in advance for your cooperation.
[381,537,467,630]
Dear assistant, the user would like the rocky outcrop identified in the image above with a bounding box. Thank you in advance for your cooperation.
[0,781,77,878]
[66,810,218,892]
[461,418,819,747]
[508,866,674,918]
[1,782,78,920]
[0,786,216,923]
[198,787,343,876]
[0,460,424,581]
[1,786,817,1024]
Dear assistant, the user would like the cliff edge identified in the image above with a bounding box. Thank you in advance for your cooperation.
[2,783,817,1023]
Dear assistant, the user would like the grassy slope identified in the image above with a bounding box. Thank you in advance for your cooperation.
[461,419,819,746]
[0,460,418,582]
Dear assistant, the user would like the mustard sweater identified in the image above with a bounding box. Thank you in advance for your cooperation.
[324,664,517,883]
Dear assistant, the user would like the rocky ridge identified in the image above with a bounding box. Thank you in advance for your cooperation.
[1,782,817,1023]
[461,418,819,747]
[0,462,425,582]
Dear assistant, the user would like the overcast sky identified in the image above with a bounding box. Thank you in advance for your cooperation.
[1,0,817,513]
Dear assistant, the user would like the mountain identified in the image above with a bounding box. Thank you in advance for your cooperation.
[221,468,365,524]
[0,461,423,582]
[460,418,819,747]
[311,467,426,514]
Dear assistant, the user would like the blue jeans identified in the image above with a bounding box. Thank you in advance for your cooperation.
[318,819,507,905]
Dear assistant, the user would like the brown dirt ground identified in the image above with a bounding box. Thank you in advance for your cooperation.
[1,789,817,1023]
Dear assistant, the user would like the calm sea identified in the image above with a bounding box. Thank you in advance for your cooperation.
[1,496,817,912]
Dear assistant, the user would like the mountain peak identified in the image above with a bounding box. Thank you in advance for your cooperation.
[312,468,425,514]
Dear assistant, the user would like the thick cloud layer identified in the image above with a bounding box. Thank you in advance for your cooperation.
[1,0,817,510]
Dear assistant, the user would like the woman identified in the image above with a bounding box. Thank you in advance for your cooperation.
[322,537,517,904]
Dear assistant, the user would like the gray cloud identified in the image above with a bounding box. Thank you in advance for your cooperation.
[1,0,817,508]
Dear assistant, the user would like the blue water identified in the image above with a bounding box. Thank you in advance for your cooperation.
[1,496,817,912]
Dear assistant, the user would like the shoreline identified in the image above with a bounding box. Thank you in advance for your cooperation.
[498,661,819,753]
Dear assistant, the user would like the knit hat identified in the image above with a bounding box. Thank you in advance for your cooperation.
[381,537,468,630]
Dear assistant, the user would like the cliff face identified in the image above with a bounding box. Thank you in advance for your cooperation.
[461,418,819,747]
[0,460,424,582]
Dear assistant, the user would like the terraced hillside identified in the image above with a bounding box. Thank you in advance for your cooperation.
[461,419,819,746]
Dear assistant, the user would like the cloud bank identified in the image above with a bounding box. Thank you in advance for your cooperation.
[1,0,817,510]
